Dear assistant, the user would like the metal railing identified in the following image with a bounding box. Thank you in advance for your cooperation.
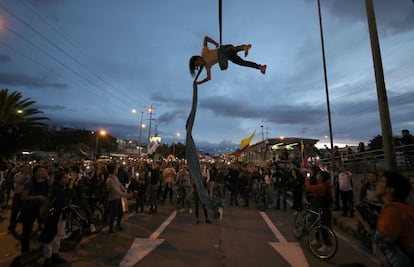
[319,144,414,174]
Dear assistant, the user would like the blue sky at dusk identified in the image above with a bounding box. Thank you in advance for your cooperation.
[0,0,413,149]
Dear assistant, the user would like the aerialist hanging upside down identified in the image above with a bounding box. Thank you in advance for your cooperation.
[189,36,267,85]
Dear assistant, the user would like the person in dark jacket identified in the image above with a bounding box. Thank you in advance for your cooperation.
[20,165,50,254]
[41,169,75,267]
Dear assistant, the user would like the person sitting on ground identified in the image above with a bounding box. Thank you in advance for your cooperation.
[354,171,414,267]
[189,36,266,85]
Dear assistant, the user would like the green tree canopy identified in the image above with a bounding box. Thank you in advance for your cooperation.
[0,89,49,162]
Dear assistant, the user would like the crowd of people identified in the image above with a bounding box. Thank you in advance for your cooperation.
[0,155,413,266]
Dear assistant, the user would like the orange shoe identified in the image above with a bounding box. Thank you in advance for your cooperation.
[244,44,252,57]
[260,65,267,74]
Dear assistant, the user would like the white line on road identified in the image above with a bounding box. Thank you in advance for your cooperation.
[260,211,287,243]
[260,211,310,267]
[119,210,177,267]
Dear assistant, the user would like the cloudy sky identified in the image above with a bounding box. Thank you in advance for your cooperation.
[0,0,413,149]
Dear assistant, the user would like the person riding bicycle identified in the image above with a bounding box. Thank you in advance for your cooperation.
[305,169,332,224]
[305,168,333,254]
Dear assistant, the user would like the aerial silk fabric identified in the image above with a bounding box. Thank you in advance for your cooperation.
[185,68,221,218]
[217,46,228,70]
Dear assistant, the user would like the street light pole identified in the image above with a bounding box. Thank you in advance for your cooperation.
[138,111,143,157]
[317,0,334,158]
[365,0,396,171]
[173,132,180,156]
[94,130,106,159]
[147,105,153,153]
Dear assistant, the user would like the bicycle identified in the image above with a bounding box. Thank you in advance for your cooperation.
[253,180,271,211]
[60,200,104,251]
[293,205,338,259]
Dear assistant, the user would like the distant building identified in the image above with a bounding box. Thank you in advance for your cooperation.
[243,137,319,163]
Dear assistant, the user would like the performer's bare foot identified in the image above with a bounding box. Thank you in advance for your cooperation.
[260,65,267,74]
[244,44,252,57]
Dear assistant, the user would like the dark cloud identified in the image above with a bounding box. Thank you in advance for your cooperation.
[200,95,325,125]
[312,0,414,36]
[0,73,67,89]
[35,104,66,112]
[27,0,66,6]
[0,55,11,63]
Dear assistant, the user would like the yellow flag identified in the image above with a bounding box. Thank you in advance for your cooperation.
[240,130,256,150]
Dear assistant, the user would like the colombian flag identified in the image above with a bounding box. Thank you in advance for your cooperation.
[232,130,256,157]
[301,139,308,167]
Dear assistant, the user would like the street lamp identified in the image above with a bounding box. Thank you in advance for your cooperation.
[94,130,106,159]
[147,105,153,153]
[173,132,180,156]
[132,109,146,157]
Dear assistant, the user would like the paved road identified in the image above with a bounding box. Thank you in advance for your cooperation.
[0,201,378,267]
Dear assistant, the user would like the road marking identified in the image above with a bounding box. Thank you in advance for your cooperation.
[260,212,310,267]
[119,210,177,267]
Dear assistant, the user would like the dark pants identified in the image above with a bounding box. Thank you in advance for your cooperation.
[292,185,303,211]
[9,193,22,232]
[193,193,208,220]
[162,182,173,204]
[21,207,38,253]
[221,45,261,69]
[108,199,122,230]
[340,190,354,216]
[334,182,341,209]
[135,189,145,212]
[149,184,158,213]
[229,182,239,205]
[274,186,287,210]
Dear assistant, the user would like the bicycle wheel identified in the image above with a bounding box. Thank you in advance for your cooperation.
[308,225,338,259]
[293,210,307,240]
[60,214,82,251]
[90,206,104,232]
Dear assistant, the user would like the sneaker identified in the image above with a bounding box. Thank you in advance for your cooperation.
[189,209,192,214]
[244,44,251,57]
[318,244,330,253]
[260,65,267,74]
[310,238,320,246]
[179,208,185,213]
[206,219,212,224]
[52,253,66,264]
[43,258,54,267]
[90,224,96,233]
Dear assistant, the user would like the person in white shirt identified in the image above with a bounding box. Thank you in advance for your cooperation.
[189,36,266,85]
[338,165,354,217]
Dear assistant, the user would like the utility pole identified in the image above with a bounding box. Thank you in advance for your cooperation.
[138,111,143,157]
[147,105,154,153]
[317,0,334,160]
[365,0,396,171]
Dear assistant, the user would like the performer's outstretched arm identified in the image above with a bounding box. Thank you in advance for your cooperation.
[197,68,211,85]
[204,36,219,48]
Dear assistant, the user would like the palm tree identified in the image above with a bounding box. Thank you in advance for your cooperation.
[0,89,49,162]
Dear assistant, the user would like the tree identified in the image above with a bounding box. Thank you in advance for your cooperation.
[0,89,49,162]
[367,134,401,151]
